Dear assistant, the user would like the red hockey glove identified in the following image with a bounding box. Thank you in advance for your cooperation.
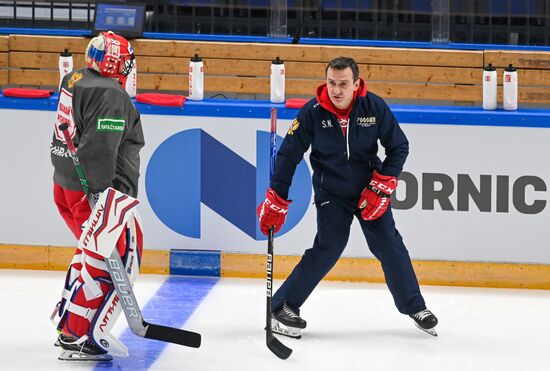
[256,188,291,236]
[358,170,398,221]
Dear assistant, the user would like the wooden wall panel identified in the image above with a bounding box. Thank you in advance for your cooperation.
[7,69,550,102]
[9,35,88,53]
[368,82,481,101]
[7,52,481,85]
[319,46,483,67]
[485,50,550,69]
[0,36,8,52]
[10,52,86,69]
[138,57,272,75]
[519,88,550,102]
[5,35,550,103]
[137,74,187,91]
[360,65,479,84]
[138,56,187,74]
[0,53,7,68]
[0,70,7,86]
[131,39,483,67]
[131,40,323,61]
[140,74,483,101]
[0,35,7,87]
[9,69,58,87]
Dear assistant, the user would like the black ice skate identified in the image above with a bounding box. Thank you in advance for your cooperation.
[57,334,113,361]
[409,309,438,337]
[271,302,307,339]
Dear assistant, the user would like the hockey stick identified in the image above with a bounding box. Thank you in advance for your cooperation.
[265,108,292,360]
[58,123,201,349]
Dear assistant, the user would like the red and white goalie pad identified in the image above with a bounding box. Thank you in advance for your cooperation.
[79,188,140,258]
[53,188,143,357]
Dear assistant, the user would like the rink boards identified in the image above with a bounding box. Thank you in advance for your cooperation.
[1,97,550,288]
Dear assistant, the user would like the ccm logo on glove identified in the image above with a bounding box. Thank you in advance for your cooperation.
[257,188,291,235]
[358,170,397,221]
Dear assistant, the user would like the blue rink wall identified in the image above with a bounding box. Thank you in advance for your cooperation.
[2,94,550,289]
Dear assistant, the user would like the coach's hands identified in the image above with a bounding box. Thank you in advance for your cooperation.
[256,188,291,235]
[358,170,397,221]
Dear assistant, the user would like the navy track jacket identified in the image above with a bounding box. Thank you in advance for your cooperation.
[270,79,409,201]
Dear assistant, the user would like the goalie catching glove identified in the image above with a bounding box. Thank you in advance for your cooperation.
[358,170,398,221]
[257,188,291,235]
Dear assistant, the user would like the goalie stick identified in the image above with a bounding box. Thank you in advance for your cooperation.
[265,108,293,360]
[58,122,201,349]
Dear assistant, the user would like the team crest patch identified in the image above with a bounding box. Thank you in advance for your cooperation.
[288,118,300,135]
[96,117,125,132]
[67,72,83,88]
[357,116,377,127]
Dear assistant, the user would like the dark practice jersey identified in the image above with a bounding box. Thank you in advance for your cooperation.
[271,82,409,201]
[50,68,145,197]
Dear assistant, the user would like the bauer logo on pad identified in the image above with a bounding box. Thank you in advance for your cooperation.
[97,117,125,132]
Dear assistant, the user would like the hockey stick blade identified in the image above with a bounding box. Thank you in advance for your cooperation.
[267,335,292,360]
[145,322,201,348]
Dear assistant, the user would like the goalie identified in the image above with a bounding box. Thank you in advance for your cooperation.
[49,31,145,361]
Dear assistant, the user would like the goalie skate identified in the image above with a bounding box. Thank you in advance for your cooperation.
[58,349,113,362]
[57,334,113,361]
[271,318,302,339]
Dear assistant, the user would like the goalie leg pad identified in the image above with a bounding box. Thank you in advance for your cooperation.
[59,272,113,337]
[51,250,84,326]
[57,212,143,356]
[90,213,143,357]
[54,187,142,358]
[51,183,93,327]
[79,188,140,258]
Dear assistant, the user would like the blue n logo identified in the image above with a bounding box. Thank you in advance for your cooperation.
[145,129,312,240]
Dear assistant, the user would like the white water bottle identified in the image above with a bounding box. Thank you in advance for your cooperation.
[503,64,518,111]
[482,63,497,110]
[270,56,285,103]
[125,59,137,98]
[188,54,204,101]
[58,49,73,89]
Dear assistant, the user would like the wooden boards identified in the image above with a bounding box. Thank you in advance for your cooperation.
[3,35,550,104]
